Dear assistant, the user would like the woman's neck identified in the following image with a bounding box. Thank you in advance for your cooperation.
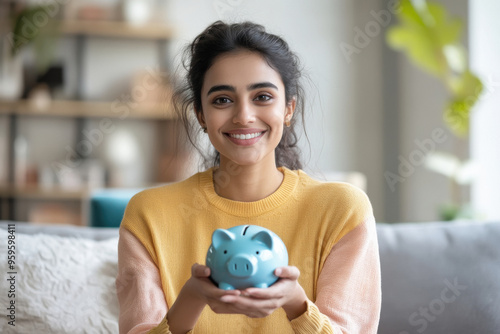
[213,159,284,202]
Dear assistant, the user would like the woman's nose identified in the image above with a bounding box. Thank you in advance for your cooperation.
[232,100,255,125]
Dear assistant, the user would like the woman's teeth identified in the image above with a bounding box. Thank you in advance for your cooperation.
[229,132,262,140]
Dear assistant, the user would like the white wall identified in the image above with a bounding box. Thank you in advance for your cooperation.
[470,0,500,220]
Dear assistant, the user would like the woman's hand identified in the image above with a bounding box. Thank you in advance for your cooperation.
[214,266,308,320]
[184,263,242,310]
[167,263,241,333]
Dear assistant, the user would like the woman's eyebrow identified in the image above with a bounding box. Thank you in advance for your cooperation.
[206,82,278,96]
[207,85,235,96]
[247,82,278,91]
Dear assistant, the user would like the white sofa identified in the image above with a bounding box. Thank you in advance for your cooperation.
[0,221,499,333]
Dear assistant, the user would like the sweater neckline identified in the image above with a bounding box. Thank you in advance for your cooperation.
[199,166,298,217]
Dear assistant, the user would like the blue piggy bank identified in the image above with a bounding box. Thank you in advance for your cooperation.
[206,225,288,290]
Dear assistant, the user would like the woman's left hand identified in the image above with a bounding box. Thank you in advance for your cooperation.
[218,266,308,320]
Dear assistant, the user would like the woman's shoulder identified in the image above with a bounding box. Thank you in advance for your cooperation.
[128,169,208,207]
[294,169,371,207]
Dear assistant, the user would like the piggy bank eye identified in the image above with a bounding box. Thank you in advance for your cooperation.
[223,250,227,254]
[256,251,260,255]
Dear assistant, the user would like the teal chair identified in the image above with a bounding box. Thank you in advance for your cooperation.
[89,188,143,227]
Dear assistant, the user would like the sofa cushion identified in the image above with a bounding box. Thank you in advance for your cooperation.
[89,188,142,228]
[0,227,119,333]
[377,221,500,334]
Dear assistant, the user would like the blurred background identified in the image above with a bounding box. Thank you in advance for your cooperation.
[0,0,498,226]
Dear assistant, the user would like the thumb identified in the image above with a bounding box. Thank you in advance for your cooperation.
[192,263,211,278]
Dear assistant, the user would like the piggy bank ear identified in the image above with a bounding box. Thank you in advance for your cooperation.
[251,231,273,249]
[212,229,235,249]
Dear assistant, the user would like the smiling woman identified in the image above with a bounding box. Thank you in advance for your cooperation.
[116,21,381,334]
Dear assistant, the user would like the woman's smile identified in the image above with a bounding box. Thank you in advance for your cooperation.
[224,128,267,146]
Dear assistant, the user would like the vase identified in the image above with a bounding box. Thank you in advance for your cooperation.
[0,38,23,100]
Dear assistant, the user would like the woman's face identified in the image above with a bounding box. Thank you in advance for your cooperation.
[198,51,294,168]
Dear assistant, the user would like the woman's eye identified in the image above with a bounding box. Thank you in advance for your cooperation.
[255,94,272,102]
[213,97,232,105]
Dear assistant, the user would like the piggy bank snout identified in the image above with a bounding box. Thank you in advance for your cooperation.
[227,254,257,277]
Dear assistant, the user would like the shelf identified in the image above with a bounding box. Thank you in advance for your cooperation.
[60,20,175,39]
[1,20,174,40]
[0,184,88,200]
[0,99,176,120]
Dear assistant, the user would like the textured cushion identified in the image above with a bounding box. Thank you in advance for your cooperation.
[377,221,500,334]
[0,227,119,333]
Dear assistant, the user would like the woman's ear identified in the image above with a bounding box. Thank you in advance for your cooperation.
[285,96,296,122]
[195,108,206,129]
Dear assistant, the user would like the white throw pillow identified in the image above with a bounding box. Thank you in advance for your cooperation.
[0,228,119,334]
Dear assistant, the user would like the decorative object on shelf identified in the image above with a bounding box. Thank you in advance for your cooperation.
[14,135,28,187]
[1,5,61,101]
[27,83,52,111]
[386,0,483,136]
[105,129,142,187]
[77,5,113,21]
[0,38,23,100]
[10,5,61,76]
[122,0,154,25]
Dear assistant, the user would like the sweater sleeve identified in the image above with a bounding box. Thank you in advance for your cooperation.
[289,217,381,333]
[117,219,195,334]
[116,227,170,334]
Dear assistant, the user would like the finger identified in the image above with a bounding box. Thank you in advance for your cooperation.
[218,295,279,317]
[220,294,238,303]
[275,266,300,280]
[191,263,211,277]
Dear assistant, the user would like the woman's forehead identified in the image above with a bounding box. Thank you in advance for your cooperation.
[202,51,284,93]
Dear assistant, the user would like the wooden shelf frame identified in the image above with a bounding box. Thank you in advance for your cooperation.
[1,19,175,40]
[60,20,175,40]
[0,184,88,200]
[0,99,176,120]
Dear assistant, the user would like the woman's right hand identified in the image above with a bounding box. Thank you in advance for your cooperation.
[184,263,242,312]
[168,263,240,333]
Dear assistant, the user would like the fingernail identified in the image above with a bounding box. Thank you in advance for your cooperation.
[220,295,233,303]
[204,268,210,276]
[275,268,282,275]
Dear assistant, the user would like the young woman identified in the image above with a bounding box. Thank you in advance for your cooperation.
[116,21,381,334]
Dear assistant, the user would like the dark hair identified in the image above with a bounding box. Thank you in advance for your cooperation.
[174,21,306,170]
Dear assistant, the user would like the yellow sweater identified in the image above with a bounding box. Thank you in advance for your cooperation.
[121,167,375,333]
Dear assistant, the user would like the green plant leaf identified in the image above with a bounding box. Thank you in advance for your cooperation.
[386,0,463,77]
[386,0,484,137]
[387,25,444,75]
[11,6,60,74]
[444,71,483,136]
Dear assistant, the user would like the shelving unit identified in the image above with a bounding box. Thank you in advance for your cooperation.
[0,18,181,224]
